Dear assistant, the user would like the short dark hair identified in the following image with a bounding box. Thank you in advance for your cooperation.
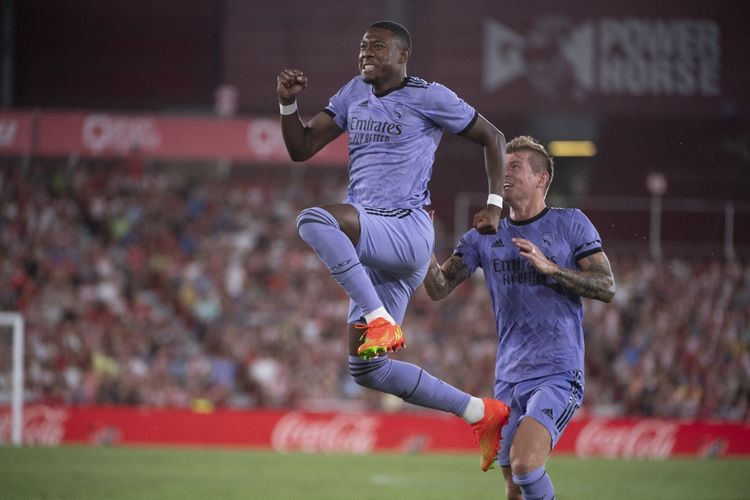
[368,20,411,50]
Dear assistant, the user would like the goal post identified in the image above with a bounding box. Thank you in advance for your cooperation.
[0,312,24,447]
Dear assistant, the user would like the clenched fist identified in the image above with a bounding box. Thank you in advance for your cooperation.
[277,69,308,105]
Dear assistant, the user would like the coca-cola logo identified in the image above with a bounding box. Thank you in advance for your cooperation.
[271,412,379,454]
[82,114,162,153]
[575,419,677,459]
[0,405,69,446]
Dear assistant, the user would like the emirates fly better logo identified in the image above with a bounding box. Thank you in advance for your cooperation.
[483,16,721,99]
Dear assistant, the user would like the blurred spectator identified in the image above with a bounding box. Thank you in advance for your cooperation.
[0,159,748,421]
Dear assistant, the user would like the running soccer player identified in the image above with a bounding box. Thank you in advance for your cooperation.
[277,20,509,469]
[423,136,616,498]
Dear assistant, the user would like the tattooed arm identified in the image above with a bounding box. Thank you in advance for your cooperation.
[423,254,473,301]
[512,237,616,303]
[551,251,616,302]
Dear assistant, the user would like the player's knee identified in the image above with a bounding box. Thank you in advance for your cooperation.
[510,454,543,476]
[348,357,388,389]
[509,425,549,475]
[296,206,338,240]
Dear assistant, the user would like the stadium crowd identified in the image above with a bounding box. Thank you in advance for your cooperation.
[1,160,748,421]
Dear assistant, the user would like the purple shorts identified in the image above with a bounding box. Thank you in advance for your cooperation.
[346,204,434,324]
[495,370,584,467]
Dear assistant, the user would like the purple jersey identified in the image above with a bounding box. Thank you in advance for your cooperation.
[455,207,603,383]
[324,76,477,209]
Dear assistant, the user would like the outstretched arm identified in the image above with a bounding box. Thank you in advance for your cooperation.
[423,254,473,301]
[513,237,616,302]
[459,114,506,234]
[277,68,343,162]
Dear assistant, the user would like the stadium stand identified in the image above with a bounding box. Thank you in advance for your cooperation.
[1,159,748,421]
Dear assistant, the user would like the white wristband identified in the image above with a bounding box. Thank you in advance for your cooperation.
[279,101,298,115]
[487,193,504,208]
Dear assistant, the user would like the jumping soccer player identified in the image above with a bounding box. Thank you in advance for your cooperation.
[424,136,616,498]
[277,20,509,470]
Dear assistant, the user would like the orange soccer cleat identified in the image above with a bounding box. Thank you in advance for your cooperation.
[472,398,511,472]
[355,317,405,360]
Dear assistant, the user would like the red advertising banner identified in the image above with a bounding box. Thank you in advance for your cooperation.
[0,111,348,166]
[0,112,34,155]
[1,405,749,458]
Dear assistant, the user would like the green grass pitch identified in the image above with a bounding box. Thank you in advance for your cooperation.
[1,446,748,499]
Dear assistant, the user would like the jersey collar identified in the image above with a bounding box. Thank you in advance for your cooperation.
[508,207,550,226]
[372,77,409,98]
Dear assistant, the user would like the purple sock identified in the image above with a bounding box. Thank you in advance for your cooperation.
[348,356,470,415]
[512,466,555,500]
[297,207,382,316]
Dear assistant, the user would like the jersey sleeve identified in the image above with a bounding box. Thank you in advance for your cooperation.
[324,78,357,131]
[422,83,477,135]
[454,228,481,274]
[570,209,603,261]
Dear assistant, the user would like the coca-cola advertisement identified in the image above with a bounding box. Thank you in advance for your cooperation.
[559,417,750,459]
[271,412,380,454]
[0,405,69,446]
[1,405,748,458]
[573,419,679,459]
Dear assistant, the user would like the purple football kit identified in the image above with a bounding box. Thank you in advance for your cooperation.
[297,74,483,419]
[324,75,477,324]
[455,207,603,464]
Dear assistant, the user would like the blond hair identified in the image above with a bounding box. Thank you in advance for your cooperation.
[506,136,554,195]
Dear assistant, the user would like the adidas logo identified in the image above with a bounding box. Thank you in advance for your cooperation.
[542,408,554,420]
[491,239,504,248]
[358,100,369,108]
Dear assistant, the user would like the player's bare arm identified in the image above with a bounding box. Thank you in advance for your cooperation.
[553,252,615,302]
[423,254,472,300]
[459,114,506,235]
[513,237,616,302]
[277,68,343,162]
